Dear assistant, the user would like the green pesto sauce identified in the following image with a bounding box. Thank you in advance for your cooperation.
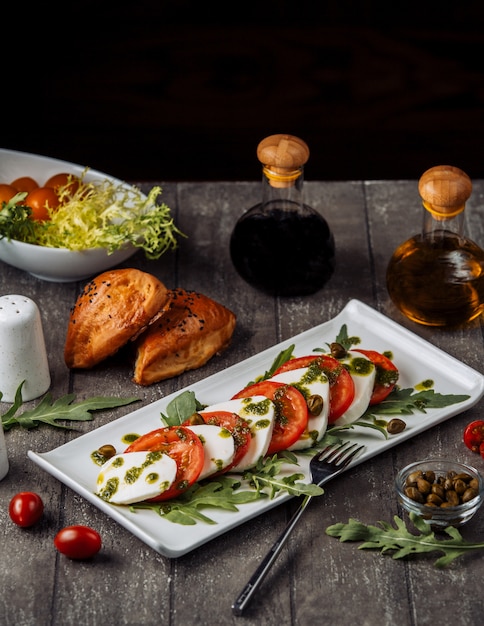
[242,397,272,416]
[345,356,374,377]
[98,477,119,501]
[254,419,271,430]
[302,362,328,385]
[146,472,160,484]
[415,379,434,391]
[124,451,163,484]
[122,433,140,445]
[219,427,232,439]
[383,350,393,360]
[91,450,107,466]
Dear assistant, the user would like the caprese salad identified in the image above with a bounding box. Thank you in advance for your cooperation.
[95,330,399,507]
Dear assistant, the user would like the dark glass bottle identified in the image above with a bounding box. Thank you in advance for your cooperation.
[230,134,335,296]
[386,165,484,326]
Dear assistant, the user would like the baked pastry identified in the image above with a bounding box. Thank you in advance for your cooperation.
[65,269,171,369]
[133,288,236,385]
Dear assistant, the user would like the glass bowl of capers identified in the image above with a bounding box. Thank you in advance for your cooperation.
[395,459,484,528]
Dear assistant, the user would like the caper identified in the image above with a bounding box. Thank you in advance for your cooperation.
[330,342,347,359]
[98,444,116,459]
[307,394,323,416]
[186,412,205,425]
[416,478,432,495]
[426,493,443,506]
[404,486,424,503]
[445,490,460,506]
[470,478,479,490]
[406,470,424,486]
[401,466,479,509]
[431,484,445,500]
[387,418,406,435]
[453,479,467,496]
[462,488,479,503]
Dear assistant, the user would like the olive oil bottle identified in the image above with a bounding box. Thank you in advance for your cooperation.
[386,165,484,326]
[230,134,335,296]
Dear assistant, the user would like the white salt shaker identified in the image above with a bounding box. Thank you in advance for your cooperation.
[0,295,51,404]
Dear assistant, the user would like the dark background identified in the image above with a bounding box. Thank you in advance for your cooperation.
[5,2,484,182]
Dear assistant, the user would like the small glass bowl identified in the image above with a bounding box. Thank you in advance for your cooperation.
[395,458,484,528]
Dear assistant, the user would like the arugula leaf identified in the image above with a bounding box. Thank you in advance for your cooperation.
[160,390,205,426]
[360,387,470,420]
[243,452,324,499]
[129,453,324,525]
[1,381,139,431]
[246,344,296,386]
[130,475,266,525]
[326,513,484,567]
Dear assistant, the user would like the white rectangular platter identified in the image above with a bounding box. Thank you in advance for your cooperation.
[29,299,484,558]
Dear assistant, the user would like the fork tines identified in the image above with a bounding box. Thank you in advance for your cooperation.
[318,441,362,468]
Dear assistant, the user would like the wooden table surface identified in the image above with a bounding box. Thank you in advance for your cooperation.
[1,180,484,626]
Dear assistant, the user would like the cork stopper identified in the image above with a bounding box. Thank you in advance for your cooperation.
[257,134,309,188]
[418,165,472,218]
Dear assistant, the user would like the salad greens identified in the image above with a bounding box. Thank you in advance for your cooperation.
[0,177,184,259]
[326,513,484,567]
[1,381,139,431]
[131,451,324,525]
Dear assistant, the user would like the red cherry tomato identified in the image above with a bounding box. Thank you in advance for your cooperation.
[54,525,102,560]
[125,426,205,501]
[273,354,355,423]
[354,349,399,405]
[463,420,484,454]
[44,172,80,199]
[25,186,61,221]
[10,176,39,193]
[232,380,308,454]
[189,410,252,474]
[0,183,18,205]
[9,492,44,528]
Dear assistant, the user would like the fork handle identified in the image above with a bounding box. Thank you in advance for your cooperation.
[232,495,312,616]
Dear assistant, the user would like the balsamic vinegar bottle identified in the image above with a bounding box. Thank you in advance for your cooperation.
[230,134,335,297]
[386,165,484,326]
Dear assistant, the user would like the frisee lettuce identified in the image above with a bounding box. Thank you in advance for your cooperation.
[0,177,184,259]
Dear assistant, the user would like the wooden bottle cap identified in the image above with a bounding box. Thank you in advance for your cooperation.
[418,165,472,217]
[257,135,309,188]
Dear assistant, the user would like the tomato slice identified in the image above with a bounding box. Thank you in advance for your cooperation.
[185,410,252,474]
[273,354,355,423]
[125,426,204,501]
[232,380,308,454]
[354,349,399,405]
[463,420,484,454]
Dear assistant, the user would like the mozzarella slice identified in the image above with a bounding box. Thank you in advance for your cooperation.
[333,350,376,426]
[96,451,177,505]
[186,424,235,479]
[201,396,275,472]
[270,367,330,450]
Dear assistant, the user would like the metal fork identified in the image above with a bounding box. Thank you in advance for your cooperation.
[232,441,365,616]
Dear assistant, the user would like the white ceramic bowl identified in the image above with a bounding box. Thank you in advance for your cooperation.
[0,148,139,282]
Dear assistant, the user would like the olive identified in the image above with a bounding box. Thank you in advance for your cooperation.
[462,488,479,503]
[416,478,432,495]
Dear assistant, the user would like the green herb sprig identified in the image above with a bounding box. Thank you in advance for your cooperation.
[326,513,484,567]
[1,381,139,431]
[130,453,324,525]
